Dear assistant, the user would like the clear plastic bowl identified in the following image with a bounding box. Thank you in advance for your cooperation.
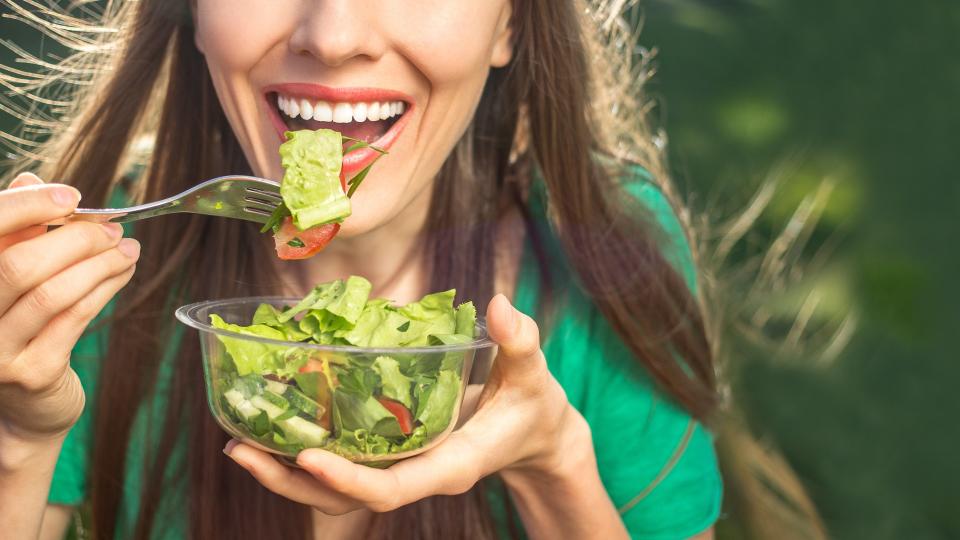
[176,296,495,464]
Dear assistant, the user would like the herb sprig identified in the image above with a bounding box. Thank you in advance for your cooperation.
[341,135,388,197]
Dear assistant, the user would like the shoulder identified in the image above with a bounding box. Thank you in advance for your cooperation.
[527,161,698,294]
[522,161,721,537]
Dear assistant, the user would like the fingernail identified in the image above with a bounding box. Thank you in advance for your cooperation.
[117,238,140,258]
[223,438,239,456]
[50,186,80,207]
[102,223,122,239]
[9,173,41,188]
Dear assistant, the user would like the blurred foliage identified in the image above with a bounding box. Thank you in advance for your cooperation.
[639,0,960,538]
[2,1,958,539]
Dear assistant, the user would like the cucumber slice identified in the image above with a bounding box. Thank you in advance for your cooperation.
[260,390,290,410]
[273,407,298,422]
[279,416,330,447]
[234,375,265,398]
[265,379,289,395]
[224,389,246,408]
[283,386,325,417]
[250,395,286,420]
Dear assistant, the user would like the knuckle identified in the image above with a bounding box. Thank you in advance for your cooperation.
[64,294,97,321]
[73,222,110,249]
[26,282,60,314]
[0,251,27,289]
[318,502,357,516]
[369,495,399,513]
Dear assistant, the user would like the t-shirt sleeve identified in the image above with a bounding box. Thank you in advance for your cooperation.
[48,312,108,506]
[552,175,722,538]
[578,314,723,539]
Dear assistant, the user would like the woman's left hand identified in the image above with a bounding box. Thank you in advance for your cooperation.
[223,293,595,515]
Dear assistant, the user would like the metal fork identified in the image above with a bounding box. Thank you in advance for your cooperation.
[46,175,282,225]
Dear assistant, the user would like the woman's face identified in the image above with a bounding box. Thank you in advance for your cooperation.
[193,1,513,238]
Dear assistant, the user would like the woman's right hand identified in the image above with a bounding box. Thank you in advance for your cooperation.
[0,173,139,443]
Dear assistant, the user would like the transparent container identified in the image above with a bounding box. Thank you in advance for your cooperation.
[176,297,494,464]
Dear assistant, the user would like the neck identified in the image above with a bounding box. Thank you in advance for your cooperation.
[272,187,433,305]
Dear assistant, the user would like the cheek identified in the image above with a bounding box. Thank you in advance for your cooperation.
[394,4,507,88]
[195,0,290,70]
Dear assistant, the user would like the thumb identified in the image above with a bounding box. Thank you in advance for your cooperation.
[485,294,543,379]
[7,172,44,189]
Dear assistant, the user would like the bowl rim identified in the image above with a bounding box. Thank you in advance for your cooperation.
[175,296,496,354]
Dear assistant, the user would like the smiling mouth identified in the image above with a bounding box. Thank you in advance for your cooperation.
[270,92,406,143]
[263,85,413,175]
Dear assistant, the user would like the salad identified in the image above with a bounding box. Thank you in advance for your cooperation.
[260,129,385,260]
[208,275,478,459]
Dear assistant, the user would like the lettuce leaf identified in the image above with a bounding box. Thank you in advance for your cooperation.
[373,356,413,408]
[333,390,403,438]
[338,299,409,347]
[279,129,351,230]
[416,370,460,435]
[252,304,310,341]
[280,276,372,338]
[209,314,289,376]
[397,289,458,346]
[454,301,476,338]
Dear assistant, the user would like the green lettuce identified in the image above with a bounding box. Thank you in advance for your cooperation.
[209,275,478,458]
[280,275,372,332]
[339,300,409,347]
[397,290,458,346]
[209,314,288,376]
[333,390,403,438]
[279,129,351,230]
[373,356,413,408]
[252,304,310,341]
[417,370,461,435]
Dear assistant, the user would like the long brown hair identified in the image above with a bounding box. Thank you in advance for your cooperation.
[4,1,717,538]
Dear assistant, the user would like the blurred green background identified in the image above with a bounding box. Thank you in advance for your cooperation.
[638,1,959,539]
[2,1,957,538]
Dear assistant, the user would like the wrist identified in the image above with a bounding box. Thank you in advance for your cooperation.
[501,405,595,489]
[0,421,67,474]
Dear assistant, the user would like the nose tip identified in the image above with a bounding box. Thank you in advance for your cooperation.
[288,3,385,67]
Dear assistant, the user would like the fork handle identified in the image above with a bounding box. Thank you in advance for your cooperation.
[45,209,132,225]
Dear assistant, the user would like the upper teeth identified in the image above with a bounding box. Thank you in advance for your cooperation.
[276,94,406,123]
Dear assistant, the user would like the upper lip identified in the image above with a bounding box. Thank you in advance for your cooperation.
[262,83,413,105]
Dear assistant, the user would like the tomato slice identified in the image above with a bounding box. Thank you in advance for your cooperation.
[271,170,349,260]
[376,397,414,435]
[273,218,339,260]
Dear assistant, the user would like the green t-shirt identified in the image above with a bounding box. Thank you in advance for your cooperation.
[50,170,722,539]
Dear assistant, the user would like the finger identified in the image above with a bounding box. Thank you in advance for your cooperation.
[0,174,49,250]
[0,221,124,314]
[0,224,47,252]
[7,172,43,189]
[29,263,137,358]
[484,294,545,380]
[0,237,139,354]
[296,431,485,512]
[7,265,135,393]
[0,183,80,237]
[225,442,359,514]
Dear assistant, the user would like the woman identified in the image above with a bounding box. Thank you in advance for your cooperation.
[0,0,721,538]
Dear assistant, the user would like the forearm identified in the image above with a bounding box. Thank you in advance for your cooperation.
[500,417,628,540]
[0,427,65,538]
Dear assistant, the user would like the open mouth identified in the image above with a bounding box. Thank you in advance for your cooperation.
[263,84,413,175]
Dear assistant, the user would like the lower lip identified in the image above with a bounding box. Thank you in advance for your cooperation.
[264,95,413,176]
